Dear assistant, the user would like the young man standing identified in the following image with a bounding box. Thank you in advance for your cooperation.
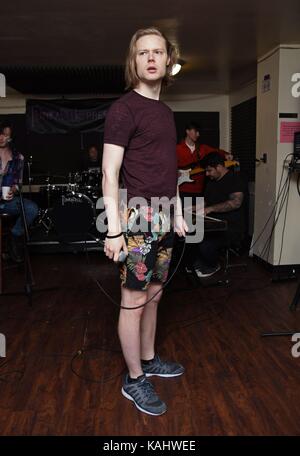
[102,28,188,416]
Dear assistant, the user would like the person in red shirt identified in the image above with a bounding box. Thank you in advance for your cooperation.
[177,122,228,201]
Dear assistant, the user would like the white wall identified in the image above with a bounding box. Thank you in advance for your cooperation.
[229,81,257,110]
[253,46,300,265]
[274,48,300,265]
[0,87,26,114]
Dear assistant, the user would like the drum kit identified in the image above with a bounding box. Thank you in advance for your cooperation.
[30,169,102,239]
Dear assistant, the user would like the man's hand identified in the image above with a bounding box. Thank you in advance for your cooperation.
[178,169,193,186]
[190,205,208,216]
[203,206,212,216]
[104,235,128,263]
[174,214,189,237]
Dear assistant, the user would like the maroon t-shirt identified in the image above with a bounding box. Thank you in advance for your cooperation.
[104,90,177,201]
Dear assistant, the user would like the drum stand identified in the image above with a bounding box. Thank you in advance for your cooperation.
[3,185,57,305]
[36,180,54,234]
[37,208,53,233]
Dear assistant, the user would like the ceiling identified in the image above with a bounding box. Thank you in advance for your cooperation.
[1,0,300,95]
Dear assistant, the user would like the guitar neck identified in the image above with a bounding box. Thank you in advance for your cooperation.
[190,160,239,176]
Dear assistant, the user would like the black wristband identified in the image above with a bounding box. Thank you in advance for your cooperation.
[106,232,123,239]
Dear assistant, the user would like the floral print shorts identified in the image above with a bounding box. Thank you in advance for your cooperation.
[119,206,175,291]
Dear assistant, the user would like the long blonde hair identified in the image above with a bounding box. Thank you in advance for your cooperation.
[125,27,178,89]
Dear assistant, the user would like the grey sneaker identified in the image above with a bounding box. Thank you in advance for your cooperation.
[121,374,167,416]
[142,355,185,378]
[195,264,221,278]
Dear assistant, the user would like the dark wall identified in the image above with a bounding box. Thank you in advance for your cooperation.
[1,110,220,185]
[231,97,257,181]
[174,111,220,147]
[27,131,103,178]
[0,113,103,184]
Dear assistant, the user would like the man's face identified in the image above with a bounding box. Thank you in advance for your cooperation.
[186,128,199,143]
[135,34,170,84]
[88,147,98,160]
[205,165,222,180]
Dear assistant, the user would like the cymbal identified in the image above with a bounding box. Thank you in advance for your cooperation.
[31,174,67,180]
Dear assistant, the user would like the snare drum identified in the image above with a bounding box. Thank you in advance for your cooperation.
[51,192,95,239]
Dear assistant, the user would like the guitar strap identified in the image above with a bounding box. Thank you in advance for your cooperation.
[196,144,203,166]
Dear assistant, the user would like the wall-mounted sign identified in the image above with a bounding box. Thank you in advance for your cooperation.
[262,74,271,93]
[280,121,300,143]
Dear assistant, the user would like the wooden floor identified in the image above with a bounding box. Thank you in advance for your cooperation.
[1,251,300,436]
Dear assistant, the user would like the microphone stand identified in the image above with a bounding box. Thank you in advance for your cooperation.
[3,184,57,306]
[27,156,33,195]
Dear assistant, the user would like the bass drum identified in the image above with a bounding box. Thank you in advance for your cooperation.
[51,192,95,241]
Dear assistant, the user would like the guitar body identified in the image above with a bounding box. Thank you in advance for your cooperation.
[178,160,239,186]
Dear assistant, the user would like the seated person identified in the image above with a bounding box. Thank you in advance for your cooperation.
[3,124,13,144]
[0,122,39,262]
[187,152,245,278]
[82,145,101,171]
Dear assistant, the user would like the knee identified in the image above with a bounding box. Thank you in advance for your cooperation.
[147,294,161,307]
[146,286,163,307]
[25,200,39,219]
[121,291,148,315]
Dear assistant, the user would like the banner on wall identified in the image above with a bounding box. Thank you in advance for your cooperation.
[26,98,116,134]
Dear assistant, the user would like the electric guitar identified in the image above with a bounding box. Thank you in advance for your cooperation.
[178,160,239,186]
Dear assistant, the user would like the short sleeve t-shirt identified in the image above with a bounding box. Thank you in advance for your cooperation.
[204,171,245,236]
[104,90,177,202]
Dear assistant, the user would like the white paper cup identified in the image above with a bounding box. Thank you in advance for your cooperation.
[2,186,11,200]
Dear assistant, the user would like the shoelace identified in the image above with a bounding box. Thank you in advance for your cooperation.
[139,378,157,400]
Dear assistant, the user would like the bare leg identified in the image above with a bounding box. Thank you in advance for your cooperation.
[140,282,163,361]
[118,286,147,378]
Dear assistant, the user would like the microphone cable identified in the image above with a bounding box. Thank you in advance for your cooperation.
[86,233,187,310]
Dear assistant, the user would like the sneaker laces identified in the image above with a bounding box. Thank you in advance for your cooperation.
[139,378,157,400]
